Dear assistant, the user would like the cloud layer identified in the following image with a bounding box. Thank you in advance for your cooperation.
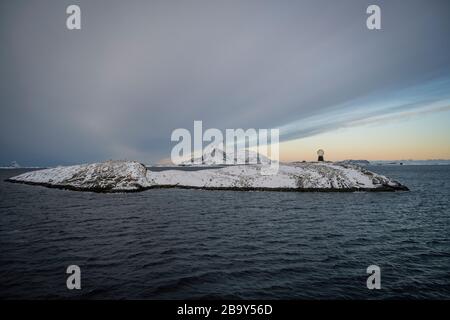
[1,0,449,165]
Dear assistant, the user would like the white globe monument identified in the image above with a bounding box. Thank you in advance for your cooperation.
[317,149,324,162]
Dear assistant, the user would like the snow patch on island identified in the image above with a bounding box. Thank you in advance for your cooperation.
[8,160,148,191]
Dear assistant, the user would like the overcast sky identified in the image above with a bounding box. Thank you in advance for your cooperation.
[1,0,449,165]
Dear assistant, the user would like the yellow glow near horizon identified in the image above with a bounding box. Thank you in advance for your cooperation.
[279,109,450,161]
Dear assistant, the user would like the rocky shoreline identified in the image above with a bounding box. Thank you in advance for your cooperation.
[6,178,409,193]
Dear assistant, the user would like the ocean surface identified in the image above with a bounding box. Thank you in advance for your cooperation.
[0,165,449,299]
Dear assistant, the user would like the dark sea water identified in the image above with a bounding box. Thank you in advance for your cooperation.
[0,165,449,299]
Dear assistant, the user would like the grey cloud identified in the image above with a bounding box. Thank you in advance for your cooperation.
[1,0,449,165]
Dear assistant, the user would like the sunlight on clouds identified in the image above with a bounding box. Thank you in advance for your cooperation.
[280,109,450,161]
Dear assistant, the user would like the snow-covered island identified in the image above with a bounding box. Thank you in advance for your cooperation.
[6,159,408,193]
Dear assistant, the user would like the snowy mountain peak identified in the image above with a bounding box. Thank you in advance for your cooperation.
[182,145,271,165]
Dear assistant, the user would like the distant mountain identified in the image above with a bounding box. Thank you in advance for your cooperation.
[10,161,20,168]
[0,161,42,169]
[339,160,371,166]
[181,146,272,166]
[0,161,21,169]
[371,160,450,166]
